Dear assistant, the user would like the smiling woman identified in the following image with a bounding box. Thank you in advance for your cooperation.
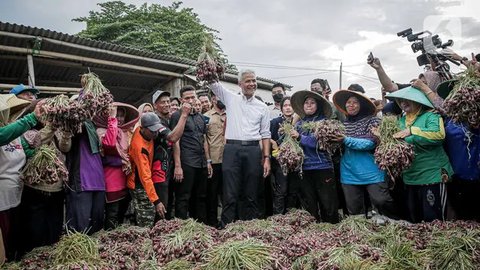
[333,89,398,219]
[385,86,453,223]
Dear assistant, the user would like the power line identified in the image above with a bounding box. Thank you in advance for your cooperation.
[271,71,335,80]
[232,62,338,72]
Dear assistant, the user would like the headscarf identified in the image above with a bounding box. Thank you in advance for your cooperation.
[420,71,442,92]
[94,102,140,174]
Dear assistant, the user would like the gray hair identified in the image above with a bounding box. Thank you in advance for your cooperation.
[238,69,256,82]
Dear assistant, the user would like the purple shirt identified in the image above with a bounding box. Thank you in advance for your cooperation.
[79,135,105,191]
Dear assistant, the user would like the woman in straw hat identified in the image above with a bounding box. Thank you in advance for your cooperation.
[332,90,398,219]
[385,86,453,223]
[0,94,42,260]
[290,90,339,223]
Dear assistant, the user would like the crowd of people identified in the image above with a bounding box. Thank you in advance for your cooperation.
[0,49,479,263]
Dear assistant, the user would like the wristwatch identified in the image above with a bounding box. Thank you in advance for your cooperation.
[207,159,212,164]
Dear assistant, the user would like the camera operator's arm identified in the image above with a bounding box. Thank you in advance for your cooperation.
[441,49,479,69]
[367,57,398,92]
[411,79,446,115]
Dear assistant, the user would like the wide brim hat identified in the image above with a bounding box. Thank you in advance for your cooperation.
[0,94,31,123]
[436,79,458,99]
[291,90,332,118]
[385,86,434,109]
[93,102,140,129]
[333,90,377,117]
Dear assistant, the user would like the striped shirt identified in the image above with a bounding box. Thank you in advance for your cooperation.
[210,82,271,141]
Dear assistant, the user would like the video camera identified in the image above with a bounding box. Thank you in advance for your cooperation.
[397,28,458,80]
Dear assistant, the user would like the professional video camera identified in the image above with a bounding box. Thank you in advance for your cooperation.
[397,28,459,80]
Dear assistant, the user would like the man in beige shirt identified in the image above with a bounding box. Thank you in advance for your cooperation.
[204,92,226,227]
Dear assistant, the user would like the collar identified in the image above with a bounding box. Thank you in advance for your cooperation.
[241,93,255,102]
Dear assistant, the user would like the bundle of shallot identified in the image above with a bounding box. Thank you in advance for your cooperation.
[443,66,480,128]
[43,94,88,134]
[302,119,345,155]
[196,37,225,84]
[80,72,114,118]
[22,144,68,186]
[374,115,415,180]
[277,122,304,176]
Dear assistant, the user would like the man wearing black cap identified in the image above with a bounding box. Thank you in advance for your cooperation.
[128,106,190,227]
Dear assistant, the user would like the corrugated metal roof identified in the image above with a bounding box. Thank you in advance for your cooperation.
[0,21,291,88]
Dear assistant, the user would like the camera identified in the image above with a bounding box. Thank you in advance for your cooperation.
[397,28,458,81]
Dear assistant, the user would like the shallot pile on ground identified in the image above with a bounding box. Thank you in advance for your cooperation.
[4,210,480,270]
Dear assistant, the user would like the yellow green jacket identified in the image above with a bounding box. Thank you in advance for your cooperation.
[399,111,453,185]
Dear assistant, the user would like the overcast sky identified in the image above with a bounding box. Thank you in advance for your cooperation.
[1,0,479,99]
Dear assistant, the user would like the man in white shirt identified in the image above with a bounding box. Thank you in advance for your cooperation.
[210,69,271,226]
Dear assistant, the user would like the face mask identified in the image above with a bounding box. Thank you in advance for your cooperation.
[217,100,226,110]
[272,93,284,103]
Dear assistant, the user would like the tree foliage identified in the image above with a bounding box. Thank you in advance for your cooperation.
[73,1,230,64]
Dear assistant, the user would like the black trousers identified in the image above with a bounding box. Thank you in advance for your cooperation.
[16,186,64,257]
[342,181,398,219]
[66,190,105,234]
[175,164,208,223]
[405,182,447,223]
[104,194,130,230]
[286,172,302,210]
[206,164,223,227]
[257,172,273,218]
[221,143,262,225]
[166,162,175,220]
[271,159,289,215]
[448,177,480,221]
[299,169,339,223]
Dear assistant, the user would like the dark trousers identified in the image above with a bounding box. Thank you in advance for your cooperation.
[221,143,262,225]
[16,186,64,256]
[334,162,348,216]
[206,164,223,227]
[271,159,288,215]
[166,162,175,220]
[0,208,15,261]
[154,180,169,222]
[104,195,130,230]
[257,173,273,218]
[390,176,409,220]
[299,169,339,223]
[342,181,398,219]
[405,183,447,223]
[448,177,480,221]
[175,164,208,223]
[286,172,302,210]
[66,190,105,234]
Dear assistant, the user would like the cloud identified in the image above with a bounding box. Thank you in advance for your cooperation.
[1,0,479,100]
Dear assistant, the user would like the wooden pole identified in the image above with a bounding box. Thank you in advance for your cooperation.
[27,54,35,87]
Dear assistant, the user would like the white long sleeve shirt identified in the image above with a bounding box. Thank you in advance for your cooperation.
[210,82,271,141]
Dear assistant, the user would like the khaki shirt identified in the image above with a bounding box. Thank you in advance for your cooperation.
[204,109,226,164]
